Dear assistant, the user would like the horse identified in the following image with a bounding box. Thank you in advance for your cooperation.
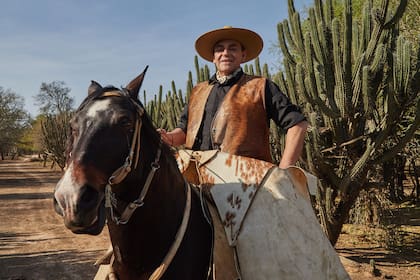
[53,67,213,280]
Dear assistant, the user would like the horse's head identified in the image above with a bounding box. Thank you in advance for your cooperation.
[54,67,148,235]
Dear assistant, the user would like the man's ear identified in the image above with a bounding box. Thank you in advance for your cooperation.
[242,51,247,62]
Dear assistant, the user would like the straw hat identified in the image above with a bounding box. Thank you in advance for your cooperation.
[195,26,263,63]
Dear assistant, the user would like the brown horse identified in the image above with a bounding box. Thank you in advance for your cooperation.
[54,67,212,279]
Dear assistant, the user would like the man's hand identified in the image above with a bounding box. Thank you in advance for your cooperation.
[157,128,172,145]
[156,128,186,147]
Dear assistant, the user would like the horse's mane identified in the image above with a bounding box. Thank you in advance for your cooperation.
[139,105,176,160]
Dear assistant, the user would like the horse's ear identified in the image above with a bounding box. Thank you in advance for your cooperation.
[88,81,103,95]
[125,66,149,99]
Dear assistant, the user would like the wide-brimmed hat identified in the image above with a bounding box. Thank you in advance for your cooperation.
[195,26,263,63]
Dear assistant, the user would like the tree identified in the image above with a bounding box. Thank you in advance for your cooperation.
[30,115,47,154]
[0,88,30,159]
[35,81,75,169]
[276,0,419,245]
[35,81,74,115]
[17,116,47,157]
[41,112,72,170]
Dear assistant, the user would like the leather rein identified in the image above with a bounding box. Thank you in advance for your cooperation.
[99,90,192,280]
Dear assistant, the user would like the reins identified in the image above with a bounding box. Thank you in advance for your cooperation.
[97,89,192,280]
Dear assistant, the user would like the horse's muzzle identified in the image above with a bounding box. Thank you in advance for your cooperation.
[54,181,106,235]
[71,199,106,235]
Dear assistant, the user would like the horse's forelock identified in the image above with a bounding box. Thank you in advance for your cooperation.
[76,86,130,113]
[76,91,102,113]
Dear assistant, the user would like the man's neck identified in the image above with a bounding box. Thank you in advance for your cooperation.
[216,68,242,84]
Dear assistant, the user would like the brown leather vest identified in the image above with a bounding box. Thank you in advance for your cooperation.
[185,74,272,162]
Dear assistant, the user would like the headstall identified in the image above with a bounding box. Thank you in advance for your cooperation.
[99,89,162,225]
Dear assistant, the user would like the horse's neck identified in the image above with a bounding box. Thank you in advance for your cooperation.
[108,153,187,271]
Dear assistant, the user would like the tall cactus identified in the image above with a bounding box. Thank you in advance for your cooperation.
[278,0,418,245]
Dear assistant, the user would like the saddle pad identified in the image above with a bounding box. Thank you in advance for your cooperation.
[196,151,275,246]
[235,167,349,279]
[188,151,349,279]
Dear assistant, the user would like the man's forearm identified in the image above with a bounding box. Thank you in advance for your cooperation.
[279,121,308,169]
[167,128,186,146]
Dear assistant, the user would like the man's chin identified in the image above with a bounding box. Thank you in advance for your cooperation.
[217,65,239,75]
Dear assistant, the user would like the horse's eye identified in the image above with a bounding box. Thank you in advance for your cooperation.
[118,117,133,128]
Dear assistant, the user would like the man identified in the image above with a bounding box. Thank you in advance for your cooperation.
[159,26,308,168]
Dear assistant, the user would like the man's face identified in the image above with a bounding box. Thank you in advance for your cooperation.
[213,39,246,76]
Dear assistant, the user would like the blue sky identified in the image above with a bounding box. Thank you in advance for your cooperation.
[0,0,310,117]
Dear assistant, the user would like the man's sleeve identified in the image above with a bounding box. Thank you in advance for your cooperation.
[176,104,188,132]
[265,79,306,130]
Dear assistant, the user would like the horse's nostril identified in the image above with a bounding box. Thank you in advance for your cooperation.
[53,196,64,216]
[79,185,99,210]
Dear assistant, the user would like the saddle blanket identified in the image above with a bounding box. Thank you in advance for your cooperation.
[177,150,350,280]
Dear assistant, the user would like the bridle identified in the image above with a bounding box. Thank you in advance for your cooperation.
[100,89,157,225]
[96,89,192,280]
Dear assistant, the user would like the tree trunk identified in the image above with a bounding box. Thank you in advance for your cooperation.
[383,160,397,201]
[409,159,420,203]
[325,183,364,246]
[395,156,406,200]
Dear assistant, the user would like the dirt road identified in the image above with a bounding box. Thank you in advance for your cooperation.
[0,159,109,280]
[1,158,418,280]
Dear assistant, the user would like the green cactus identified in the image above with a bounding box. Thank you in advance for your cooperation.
[277,0,417,245]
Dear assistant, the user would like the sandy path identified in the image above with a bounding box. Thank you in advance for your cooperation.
[0,159,109,280]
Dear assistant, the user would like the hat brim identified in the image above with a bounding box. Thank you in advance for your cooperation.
[195,27,263,63]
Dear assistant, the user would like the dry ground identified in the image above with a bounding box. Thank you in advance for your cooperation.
[0,158,418,279]
[0,159,109,280]
[336,214,420,279]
